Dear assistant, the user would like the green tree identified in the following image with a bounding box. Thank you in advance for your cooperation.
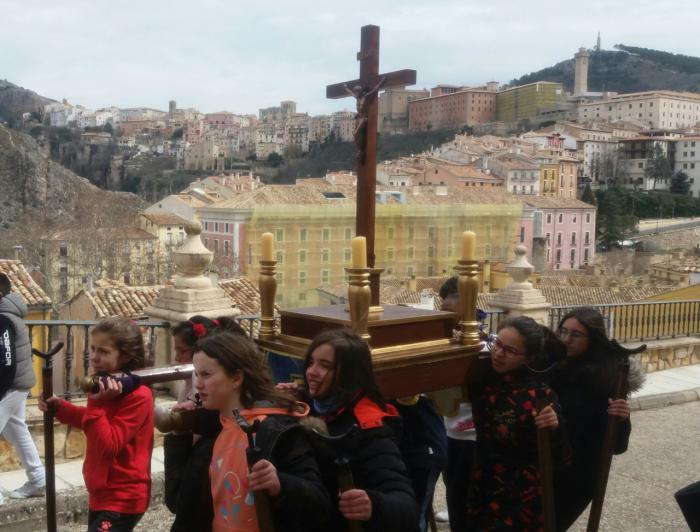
[645,143,673,190]
[581,183,596,205]
[266,152,284,168]
[670,170,691,195]
[595,188,638,248]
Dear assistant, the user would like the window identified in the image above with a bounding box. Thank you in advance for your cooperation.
[276,251,283,264]
[276,272,284,285]
[586,213,591,223]
[584,248,590,263]
[299,271,307,285]
[213,239,219,252]
[546,214,552,224]
[557,233,562,246]
[387,227,394,240]
[322,249,330,263]
[428,227,436,240]
[584,232,590,245]
[204,221,209,231]
[321,270,330,284]
[408,227,415,241]
[427,246,434,259]
[344,228,352,240]
[59,243,68,256]
[571,233,576,245]
[408,247,415,259]
[558,214,563,223]
[322,228,330,241]
[224,241,230,256]
[387,248,394,260]
[225,223,229,233]
[275,229,284,242]
[556,249,561,263]
[545,232,551,243]
[299,228,307,241]
[520,226,525,243]
[407,266,415,276]
[344,248,351,263]
[299,250,306,264]
[214,222,219,232]
[570,249,576,262]
[572,215,577,223]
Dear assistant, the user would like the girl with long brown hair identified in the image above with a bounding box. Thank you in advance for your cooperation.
[193,331,329,532]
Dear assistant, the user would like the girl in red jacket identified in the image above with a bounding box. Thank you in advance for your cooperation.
[39,318,154,532]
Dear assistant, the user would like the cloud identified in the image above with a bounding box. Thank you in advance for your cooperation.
[2,0,699,115]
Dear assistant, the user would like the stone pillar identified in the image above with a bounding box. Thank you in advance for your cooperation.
[489,245,552,325]
[146,220,239,366]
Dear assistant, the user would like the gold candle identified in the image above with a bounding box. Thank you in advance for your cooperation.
[351,236,367,268]
[261,232,274,262]
[461,231,476,261]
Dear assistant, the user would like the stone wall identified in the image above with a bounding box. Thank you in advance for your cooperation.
[632,337,700,373]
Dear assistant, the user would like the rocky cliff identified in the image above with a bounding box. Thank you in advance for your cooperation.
[0,124,143,233]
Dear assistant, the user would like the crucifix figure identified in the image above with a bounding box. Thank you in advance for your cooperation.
[327,25,416,303]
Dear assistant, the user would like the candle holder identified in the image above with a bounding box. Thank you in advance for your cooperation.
[454,259,481,346]
[258,260,277,340]
[344,267,371,340]
[369,267,385,314]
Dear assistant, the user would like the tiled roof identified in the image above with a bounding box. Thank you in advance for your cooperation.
[83,286,162,318]
[201,183,520,210]
[540,285,672,307]
[0,260,52,307]
[217,277,263,316]
[140,213,189,226]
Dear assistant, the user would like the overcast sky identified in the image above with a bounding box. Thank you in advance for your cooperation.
[3,0,700,116]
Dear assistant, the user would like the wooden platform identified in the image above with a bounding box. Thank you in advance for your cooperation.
[257,304,484,397]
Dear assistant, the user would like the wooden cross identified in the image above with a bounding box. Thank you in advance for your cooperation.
[327,25,416,303]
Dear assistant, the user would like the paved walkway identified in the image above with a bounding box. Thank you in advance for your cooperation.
[1,364,699,496]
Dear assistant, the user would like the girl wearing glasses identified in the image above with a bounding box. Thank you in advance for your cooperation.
[466,316,566,531]
[551,307,644,531]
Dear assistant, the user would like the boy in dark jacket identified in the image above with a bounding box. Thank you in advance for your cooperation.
[0,273,45,504]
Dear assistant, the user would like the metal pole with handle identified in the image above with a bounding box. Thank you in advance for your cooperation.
[32,342,64,532]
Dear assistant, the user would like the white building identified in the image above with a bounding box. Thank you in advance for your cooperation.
[578,91,700,130]
[674,136,700,197]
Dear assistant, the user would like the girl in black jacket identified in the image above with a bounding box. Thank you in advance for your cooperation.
[167,332,329,532]
[550,307,644,531]
[300,328,418,532]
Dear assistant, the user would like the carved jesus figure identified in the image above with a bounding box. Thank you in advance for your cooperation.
[343,77,386,164]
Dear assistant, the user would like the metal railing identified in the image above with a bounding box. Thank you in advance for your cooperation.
[548,300,700,344]
[25,315,262,400]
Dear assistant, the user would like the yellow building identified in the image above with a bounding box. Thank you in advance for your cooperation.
[496,82,564,123]
[198,184,524,307]
[540,162,559,197]
[0,260,52,397]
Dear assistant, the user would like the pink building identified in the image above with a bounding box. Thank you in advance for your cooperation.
[520,197,596,271]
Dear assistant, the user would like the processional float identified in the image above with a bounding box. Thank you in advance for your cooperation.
[256,24,484,398]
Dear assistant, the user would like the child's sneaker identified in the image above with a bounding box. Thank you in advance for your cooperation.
[9,482,45,499]
[435,509,449,522]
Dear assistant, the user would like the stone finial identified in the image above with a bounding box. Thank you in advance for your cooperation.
[506,245,534,289]
[172,220,213,288]
[489,244,551,324]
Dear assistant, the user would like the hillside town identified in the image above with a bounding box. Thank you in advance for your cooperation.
[1,12,700,532]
